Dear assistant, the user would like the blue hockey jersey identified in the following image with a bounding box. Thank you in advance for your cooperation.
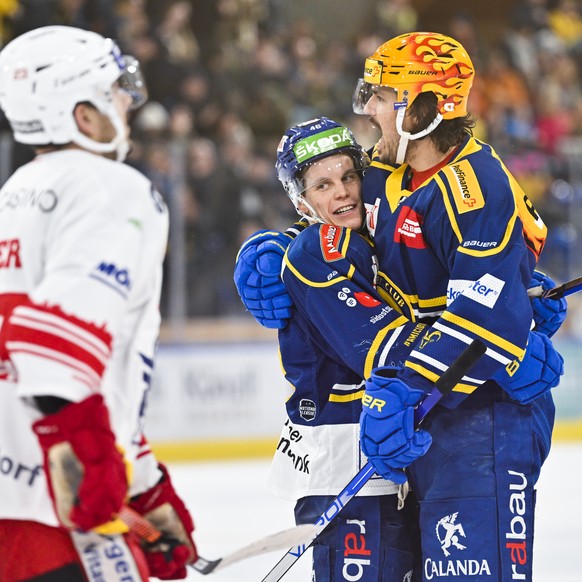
[280,223,425,427]
[362,134,546,406]
[278,134,547,411]
[269,224,420,499]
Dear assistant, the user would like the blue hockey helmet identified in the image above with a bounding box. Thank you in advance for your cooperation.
[275,117,368,215]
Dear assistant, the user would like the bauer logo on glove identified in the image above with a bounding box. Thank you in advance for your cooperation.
[360,366,432,484]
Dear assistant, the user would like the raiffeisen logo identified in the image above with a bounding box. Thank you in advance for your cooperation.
[294,128,354,163]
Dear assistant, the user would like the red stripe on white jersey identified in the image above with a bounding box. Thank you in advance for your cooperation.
[3,300,112,387]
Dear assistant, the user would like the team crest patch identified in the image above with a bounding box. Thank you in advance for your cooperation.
[320,224,343,262]
[394,206,427,249]
[442,160,485,214]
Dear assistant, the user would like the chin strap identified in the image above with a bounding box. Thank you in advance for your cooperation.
[290,191,323,225]
[395,107,444,165]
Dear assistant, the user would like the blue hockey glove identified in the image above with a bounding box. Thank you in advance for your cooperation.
[528,271,567,337]
[233,230,293,329]
[360,367,432,484]
[493,330,564,404]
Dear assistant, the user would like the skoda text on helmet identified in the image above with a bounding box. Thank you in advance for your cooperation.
[0,25,148,161]
[352,32,475,164]
[276,117,369,223]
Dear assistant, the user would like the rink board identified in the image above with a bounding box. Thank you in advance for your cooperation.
[148,338,582,462]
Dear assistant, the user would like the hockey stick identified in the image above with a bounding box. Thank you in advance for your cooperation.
[118,505,320,575]
[261,338,487,582]
[527,275,582,300]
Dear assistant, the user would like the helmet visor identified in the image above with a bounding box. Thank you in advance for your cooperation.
[352,78,373,115]
[118,55,148,110]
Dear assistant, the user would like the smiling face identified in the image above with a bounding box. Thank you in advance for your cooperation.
[297,153,364,230]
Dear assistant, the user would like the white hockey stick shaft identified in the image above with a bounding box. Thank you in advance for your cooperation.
[527,275,582,299]
[118,506,320,575]
[261,339,487,582]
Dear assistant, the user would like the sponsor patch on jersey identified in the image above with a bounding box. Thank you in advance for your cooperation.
[320,224,343,262]
[364,198,381,237]
[90,261,132,298]
[448,274,505,309]
[393,206,427,248]
[447,279,473,304]
[442,160,485,214]
[0,188,58,213]
[354,291,382,308]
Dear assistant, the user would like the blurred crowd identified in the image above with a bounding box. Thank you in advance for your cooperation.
[1,0,582,335]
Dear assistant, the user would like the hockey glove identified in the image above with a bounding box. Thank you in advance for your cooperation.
[233,230,293,329]
[528,270,567,337]
[493,330,564,404]
[32,394,128,532]
[129,463,197,580]
[360,367,432,484]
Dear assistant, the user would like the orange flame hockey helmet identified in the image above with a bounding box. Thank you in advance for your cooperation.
[363,32,475,119]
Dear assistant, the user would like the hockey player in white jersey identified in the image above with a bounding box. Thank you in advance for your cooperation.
[0,26,197,581]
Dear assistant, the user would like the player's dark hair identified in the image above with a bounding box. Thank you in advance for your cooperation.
[408,92,475,153]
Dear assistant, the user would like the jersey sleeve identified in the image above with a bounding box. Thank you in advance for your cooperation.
[283,224,422,379]
[399,152,544,404]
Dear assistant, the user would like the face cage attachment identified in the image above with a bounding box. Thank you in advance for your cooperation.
[118,55,148,111]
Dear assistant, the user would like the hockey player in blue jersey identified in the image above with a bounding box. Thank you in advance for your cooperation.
[235,32,567,581]
[263,117,424,581]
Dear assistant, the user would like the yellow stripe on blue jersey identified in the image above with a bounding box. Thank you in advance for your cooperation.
[404,361,478,394]
[441,311,525,359]
[364,315,409,378]
[384,166,413,212]
[376,271,417,318]
[329,388,365,404]
[283,253,351,287]
[436,162,522,258]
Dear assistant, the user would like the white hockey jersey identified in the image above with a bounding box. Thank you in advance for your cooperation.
[0,149,167,525]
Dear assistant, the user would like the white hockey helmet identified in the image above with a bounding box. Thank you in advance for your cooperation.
[0,25,147,160]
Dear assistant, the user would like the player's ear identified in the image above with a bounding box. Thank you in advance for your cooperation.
[73,102,99,138]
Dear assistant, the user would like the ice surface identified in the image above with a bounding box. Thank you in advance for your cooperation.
[169,442,582,581]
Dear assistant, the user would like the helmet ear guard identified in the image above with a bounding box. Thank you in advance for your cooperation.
[0,26,147,161]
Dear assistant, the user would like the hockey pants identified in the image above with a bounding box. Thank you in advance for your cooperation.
[407,385,555,582]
